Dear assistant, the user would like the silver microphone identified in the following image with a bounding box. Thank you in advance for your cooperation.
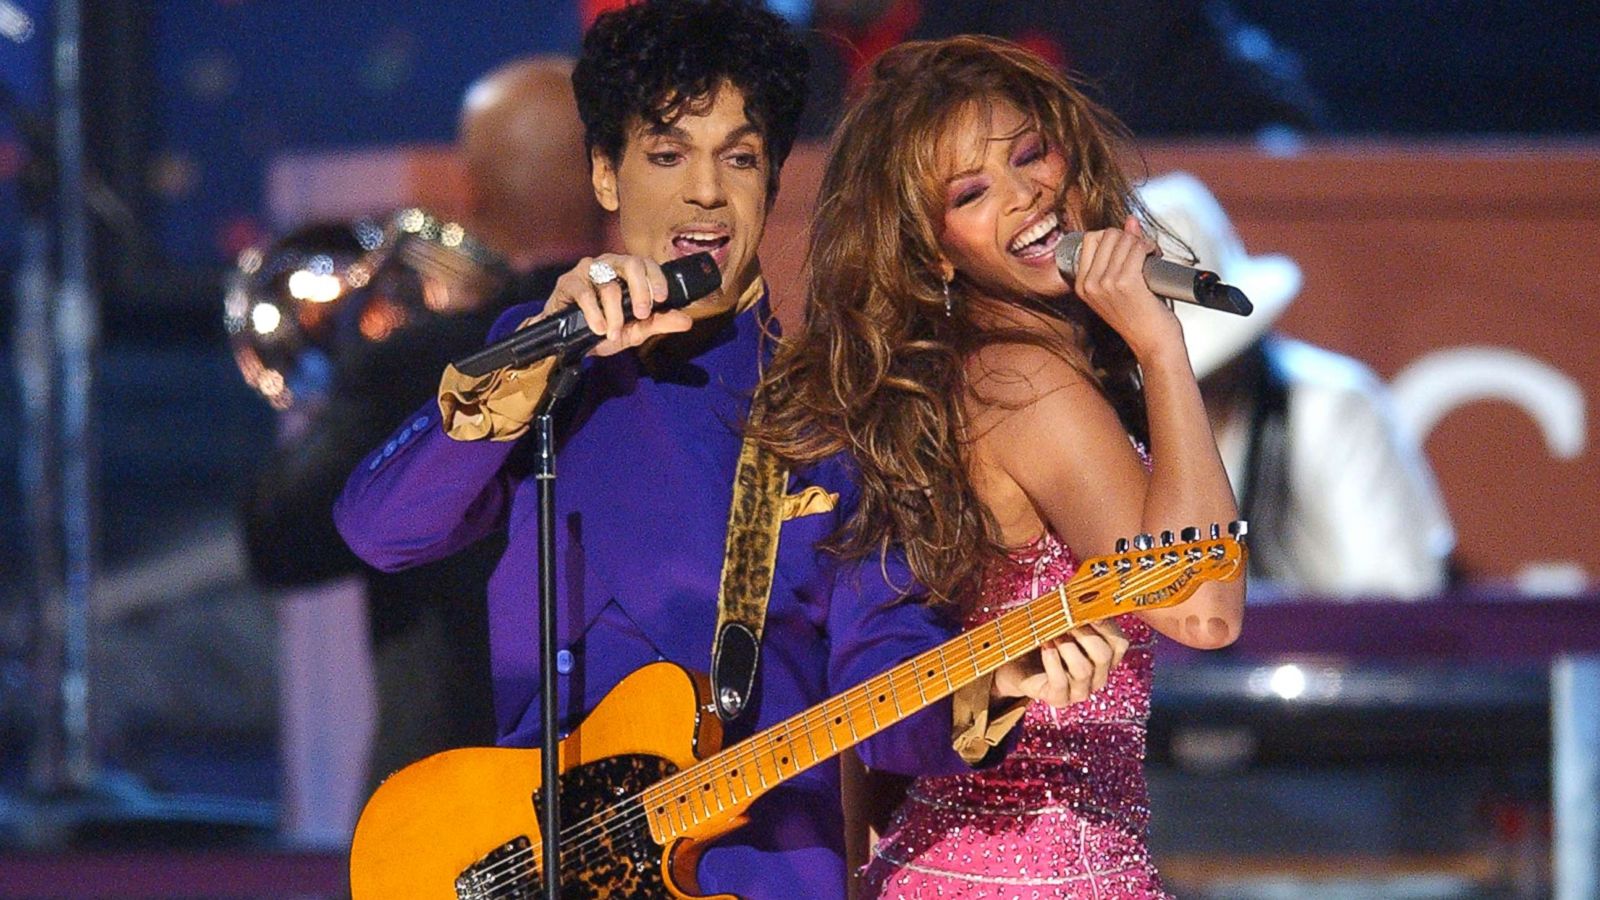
[1055,231,1253,316]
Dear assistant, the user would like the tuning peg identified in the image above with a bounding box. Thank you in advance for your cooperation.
[1209,523,1221,539]
[1180,526,1201,543]
[1132,533,1154,551]
[1229,520,1249,539]
[1115,537,1129,554]
[1159,530,1175,546]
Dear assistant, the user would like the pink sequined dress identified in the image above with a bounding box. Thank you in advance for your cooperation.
[860,530,1169,899]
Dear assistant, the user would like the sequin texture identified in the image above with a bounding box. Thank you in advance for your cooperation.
[861,530,1170,899]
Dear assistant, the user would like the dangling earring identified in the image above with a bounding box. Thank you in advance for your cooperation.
[943,279,954,318]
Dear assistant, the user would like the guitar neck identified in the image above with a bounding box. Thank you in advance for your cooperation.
[640,528,1243,844]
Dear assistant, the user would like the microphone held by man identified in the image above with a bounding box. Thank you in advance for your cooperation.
[452,251,722,377]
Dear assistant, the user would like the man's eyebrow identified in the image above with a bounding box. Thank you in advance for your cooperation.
[641,121,691,141]
[718,124,763,149]
[638,122,765,152]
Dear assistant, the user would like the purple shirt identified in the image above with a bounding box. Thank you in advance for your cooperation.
[335,294,974,898]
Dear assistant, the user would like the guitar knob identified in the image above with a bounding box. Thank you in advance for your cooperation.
[1209,523,1221,539]
[1115,537,1129,554]
[1132,533,1154,551]
[1180,526,1200,543]
[1229,520,1249,539]
[1159,530,1175,546]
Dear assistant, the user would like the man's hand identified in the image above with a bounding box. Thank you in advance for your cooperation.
[992,618,1130,708]
[543,253,694,356]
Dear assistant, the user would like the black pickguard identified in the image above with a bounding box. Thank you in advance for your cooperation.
[455,754,679,899]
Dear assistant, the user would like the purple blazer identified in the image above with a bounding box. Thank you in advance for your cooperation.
[334,294,976,898]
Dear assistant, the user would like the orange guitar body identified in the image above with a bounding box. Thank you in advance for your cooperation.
[349,662,740,899]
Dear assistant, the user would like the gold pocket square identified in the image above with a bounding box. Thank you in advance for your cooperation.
[781,485,838,520]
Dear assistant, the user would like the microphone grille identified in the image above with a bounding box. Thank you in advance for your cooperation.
[1055,231,1085,277]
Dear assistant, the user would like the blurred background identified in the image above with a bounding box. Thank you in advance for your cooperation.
[1,0,1596,897]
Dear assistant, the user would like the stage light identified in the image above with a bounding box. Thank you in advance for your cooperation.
[1268,664,1307,701]
[236,247,264,276]
[0,1,34,44]
[251,302,283,335]
[287,269,343,303]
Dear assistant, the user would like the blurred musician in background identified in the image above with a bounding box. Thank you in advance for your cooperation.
[457,58,603,274]
[1139,172,1455,599]
[238,55,603,797]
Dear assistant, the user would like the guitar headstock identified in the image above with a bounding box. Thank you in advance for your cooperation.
[1063,521,1247,623]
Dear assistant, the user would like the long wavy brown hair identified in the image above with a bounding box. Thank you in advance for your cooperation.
[755,35,1155,607]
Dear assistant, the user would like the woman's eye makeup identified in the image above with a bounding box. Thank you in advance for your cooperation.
[945,131,1048,209]
[952,182,985,207]
[1014,136,1045,165]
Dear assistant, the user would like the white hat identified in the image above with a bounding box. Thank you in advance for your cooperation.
[1136,172,1302,379]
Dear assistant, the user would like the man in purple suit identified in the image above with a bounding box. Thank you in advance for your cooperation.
[333,2,1012,896]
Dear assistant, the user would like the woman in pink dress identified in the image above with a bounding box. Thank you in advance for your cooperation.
[757,36,1246,897]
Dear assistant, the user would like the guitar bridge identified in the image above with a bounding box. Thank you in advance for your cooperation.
[456,835,536,899]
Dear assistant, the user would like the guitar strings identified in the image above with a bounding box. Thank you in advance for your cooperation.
[464,555,1213,892]
[462,549,1234,892]
[466,553,1216,893]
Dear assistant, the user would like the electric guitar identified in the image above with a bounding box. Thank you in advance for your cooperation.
[349,523,1246,899]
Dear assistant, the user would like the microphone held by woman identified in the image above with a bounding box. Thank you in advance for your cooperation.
[1056,230,1253,316]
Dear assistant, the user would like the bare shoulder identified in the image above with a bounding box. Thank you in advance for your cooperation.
[962,338,1136,482]
[965,339,1096,413]
[960,336,1100,435]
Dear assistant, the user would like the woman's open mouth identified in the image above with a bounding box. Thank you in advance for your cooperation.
[1008,212,1062,262]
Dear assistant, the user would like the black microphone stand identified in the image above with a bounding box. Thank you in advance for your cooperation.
[535,349,586,899]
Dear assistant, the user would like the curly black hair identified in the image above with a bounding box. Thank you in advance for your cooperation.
[572,0,809,198]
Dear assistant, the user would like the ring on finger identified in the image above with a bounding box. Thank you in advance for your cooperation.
[588,260,619,286]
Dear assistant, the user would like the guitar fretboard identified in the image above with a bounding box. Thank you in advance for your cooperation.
[634,533,1239,843]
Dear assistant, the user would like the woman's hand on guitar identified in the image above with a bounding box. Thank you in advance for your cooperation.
[992,619,1129,709]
